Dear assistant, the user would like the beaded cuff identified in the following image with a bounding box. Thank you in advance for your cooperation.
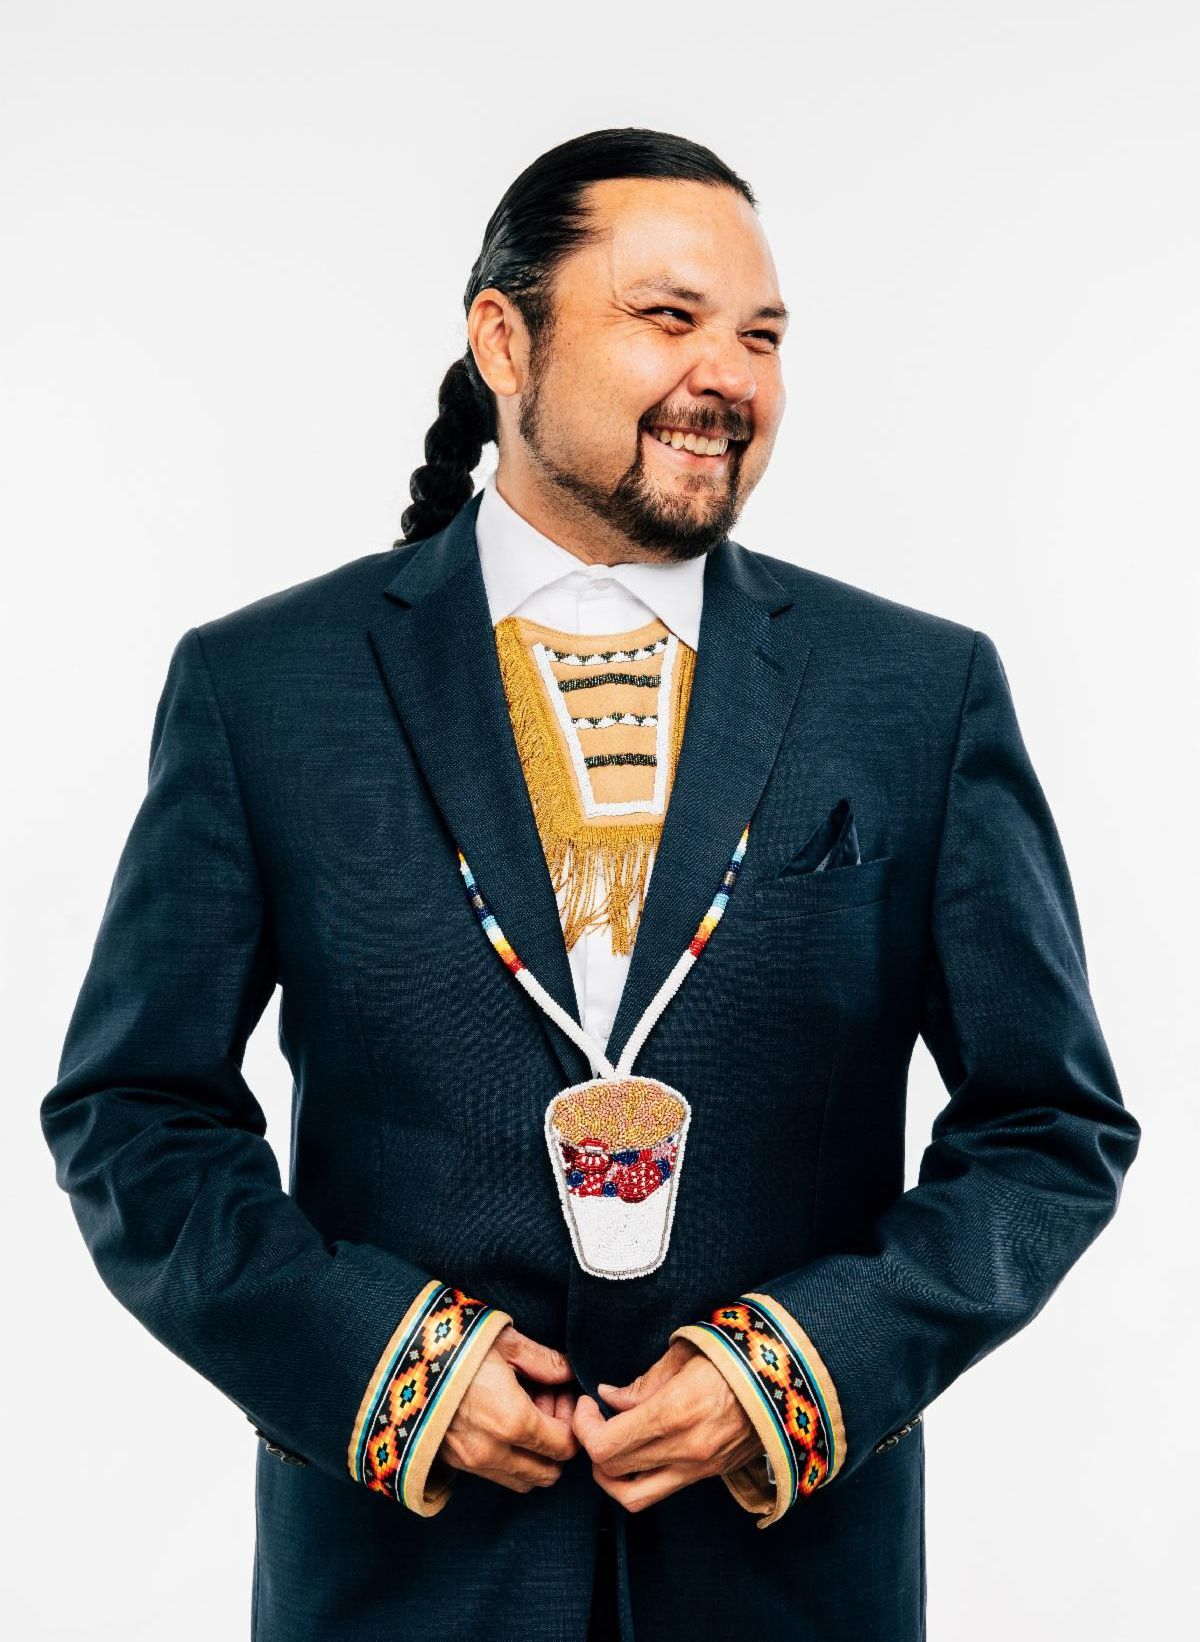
[347,1279,513,1515]
[670,1290,846,1528]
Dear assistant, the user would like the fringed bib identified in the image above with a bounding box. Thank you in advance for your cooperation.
[492,612,697,956]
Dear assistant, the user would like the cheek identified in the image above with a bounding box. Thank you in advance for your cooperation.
[752,372,784,431]
[619,335,692,409]
[743,413,781,478]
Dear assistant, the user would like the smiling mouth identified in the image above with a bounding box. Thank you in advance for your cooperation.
[643,426,743,469]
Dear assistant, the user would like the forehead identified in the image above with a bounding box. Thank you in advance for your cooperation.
[560,176,781,308]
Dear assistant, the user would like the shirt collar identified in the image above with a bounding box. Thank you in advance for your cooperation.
[474,470,705,650]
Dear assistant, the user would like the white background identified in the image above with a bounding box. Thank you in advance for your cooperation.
[3,3,1196,1635]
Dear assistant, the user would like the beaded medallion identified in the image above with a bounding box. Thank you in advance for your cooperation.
[457,825,749,1279]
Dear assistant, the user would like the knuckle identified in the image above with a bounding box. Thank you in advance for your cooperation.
[679,1428,709,1464]
[674,1388,701,1426]
[459,1434,490,1472]
[589,1435,613,1468]
[518,1406,544,1449]
[493,1399,526,1445]
[520,1460,559,1490]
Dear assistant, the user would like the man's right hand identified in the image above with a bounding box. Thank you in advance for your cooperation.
[435,1324,581,1493]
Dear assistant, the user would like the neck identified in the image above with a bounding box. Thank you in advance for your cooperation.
[491,465,679,568]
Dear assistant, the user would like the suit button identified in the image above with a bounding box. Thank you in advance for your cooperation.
[253,1426,310,1466]
[874,1411,923,1454]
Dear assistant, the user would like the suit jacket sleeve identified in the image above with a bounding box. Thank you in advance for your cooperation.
[39,626,512,1516]
[672,628,1141,1527]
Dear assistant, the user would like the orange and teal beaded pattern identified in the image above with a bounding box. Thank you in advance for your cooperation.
[695,1297,837,1500]
[457,851,523,974]
[349,1281,501,1506]
[689,824,749,956]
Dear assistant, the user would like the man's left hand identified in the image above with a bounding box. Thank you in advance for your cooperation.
[572,1339,763,1513]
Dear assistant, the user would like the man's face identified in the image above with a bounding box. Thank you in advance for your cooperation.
[485,177,789,562]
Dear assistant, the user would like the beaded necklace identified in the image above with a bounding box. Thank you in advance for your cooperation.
[455,824,750,1280]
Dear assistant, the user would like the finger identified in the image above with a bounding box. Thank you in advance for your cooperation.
[597,1341,695,1409]
[575,1392,689,1477]
[510,1386,579,1462]
[578,1383,689,1473]
[590,1460,696,1514]
[572,1393,607,1449]
[591,1424,705,1478]
[497,1327,575,1386]
[597,1357,748,1475]
[478,1452,565,1493]
[441,1423,565,1491]
[586,1393,712,1478]
[596,1381,640,1409]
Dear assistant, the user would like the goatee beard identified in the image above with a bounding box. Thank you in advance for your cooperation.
[518,388,742,561]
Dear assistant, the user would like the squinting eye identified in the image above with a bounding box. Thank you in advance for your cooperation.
[645,309,781,348]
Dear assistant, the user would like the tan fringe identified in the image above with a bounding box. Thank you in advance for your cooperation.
[493,617,696,957]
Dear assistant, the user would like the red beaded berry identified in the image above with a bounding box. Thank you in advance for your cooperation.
[612,1157,664,1203]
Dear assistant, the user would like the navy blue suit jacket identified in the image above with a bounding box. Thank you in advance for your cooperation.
[42,489,1139,1640]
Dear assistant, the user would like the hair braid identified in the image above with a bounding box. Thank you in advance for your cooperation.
[397,351,496,544]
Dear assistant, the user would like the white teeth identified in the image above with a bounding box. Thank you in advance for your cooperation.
[650,426,728,455]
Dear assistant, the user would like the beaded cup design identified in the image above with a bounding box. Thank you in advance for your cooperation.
[455,826,749,1278]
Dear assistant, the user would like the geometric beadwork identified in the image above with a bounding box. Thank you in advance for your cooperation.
[690,1296,837,1500]
[348,1280,501,1505]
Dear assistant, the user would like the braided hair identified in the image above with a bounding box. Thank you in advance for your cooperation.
[397,127,757,544]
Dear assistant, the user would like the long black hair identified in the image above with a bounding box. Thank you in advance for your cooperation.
[397,127,757,544]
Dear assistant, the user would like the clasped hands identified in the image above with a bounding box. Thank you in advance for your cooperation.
[435,1324,764,1513]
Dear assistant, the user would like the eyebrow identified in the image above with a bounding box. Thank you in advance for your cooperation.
[623,276,790,324]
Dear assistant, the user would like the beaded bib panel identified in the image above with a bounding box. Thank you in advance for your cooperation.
[493,614,696,956]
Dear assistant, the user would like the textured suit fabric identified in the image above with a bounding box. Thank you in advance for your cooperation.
[588,1514,621,1641]
[41,488,1140,1640]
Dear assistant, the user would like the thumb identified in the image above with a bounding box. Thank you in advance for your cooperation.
[597,1350,677,1407]
[495,1325,575,1386]
[596,1379,646,1409]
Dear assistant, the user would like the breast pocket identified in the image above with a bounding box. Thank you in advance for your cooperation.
[752,852,895,918]
[746,854,897,1085]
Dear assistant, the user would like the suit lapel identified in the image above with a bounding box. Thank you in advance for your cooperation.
[367,489,810,1088]
[604,527,810,1068]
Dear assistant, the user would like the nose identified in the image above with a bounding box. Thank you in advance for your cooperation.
[681,327,758,408]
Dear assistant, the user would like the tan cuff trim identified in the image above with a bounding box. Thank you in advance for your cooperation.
[721,1451,776,1515]
[742,1291,847,1483]
[347,1281,513,1515]
[348,1279,444,1480]
[402,1306,512,1515]
[670,1323,792,1528]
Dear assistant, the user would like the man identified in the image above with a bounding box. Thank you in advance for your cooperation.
[42,128,1139,1641]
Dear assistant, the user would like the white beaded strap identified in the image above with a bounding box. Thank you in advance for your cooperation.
[456,824,750,1080]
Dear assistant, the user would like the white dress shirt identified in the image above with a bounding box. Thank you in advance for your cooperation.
[474,470,705,1056]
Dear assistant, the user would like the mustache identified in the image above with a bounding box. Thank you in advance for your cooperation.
[644,416,751,443]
